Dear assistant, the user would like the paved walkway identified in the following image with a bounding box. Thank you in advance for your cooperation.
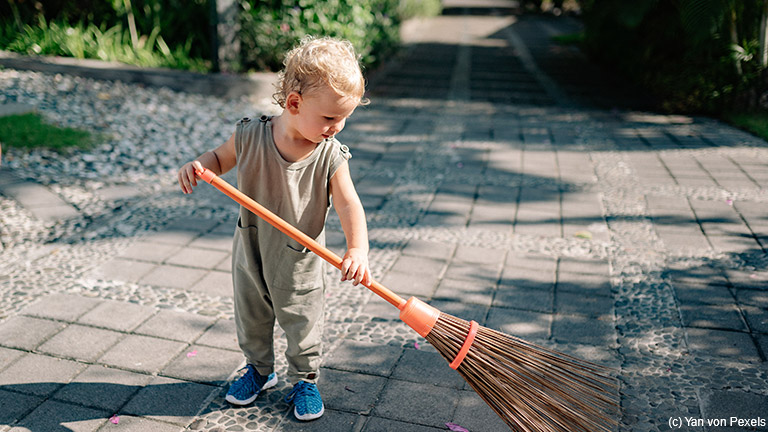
[1,2,768,432]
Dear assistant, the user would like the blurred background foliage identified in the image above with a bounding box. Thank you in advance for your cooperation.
[0,0,440,73]
[0,0,766,118]
[580,0,768,114]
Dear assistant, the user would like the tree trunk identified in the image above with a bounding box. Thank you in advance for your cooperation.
[730,8,742,76]
[760,0,768,67]
[211,0,241,73]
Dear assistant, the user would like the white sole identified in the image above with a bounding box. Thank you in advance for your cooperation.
[294,404,324,421]
[225,373,278,405]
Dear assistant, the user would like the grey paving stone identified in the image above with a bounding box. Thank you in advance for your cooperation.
[452,244,507,266]
[401,239,456,261]
[100,415,183,432]
[675,282,735,306]
[380,271,438,299]
[134,310,216,343]
[96,184,144,201]
[557,272,612,297]
[493,284,553,313]
[374,380,459,428]
[22,294,101,322]
[141,229,202,246]
[94,258,157,283]
[665,266,729,287]
[454,390,511,432]
[317,368,387,415]
[323,340,402,377]
[0,346,24,371]
[189,270,233,298]
[8,399,108,432]
[389,255,447,276]
[53,365,151,412]
[685,328,761,362]
[0,102,36,116]
[734,289,768,307]
[725,268,768,290]
[161,345,243,385]
[165,247,229,270]
[741,305,768,333]
[278,409,365,431]
[679,303,746,331]
[699,389,768,432]
[433,278,493,307]
[444,262,500,284]
[120,376,217,426]
[77,300,157,332]
[707,234,762,254]
[551,314,615,346]
[26,204,81,222]
[361,295,401,321]
[391,347,464,389]
[138,264,208,289]
[188,233,233,251]
[363,416,445,432]
[0,315,66,350]
[214,255,232,272]
[0,389,43,425]
[556,291,614,318]
[98,335,187,374]
[38,324,124,362]
[658,232,712,252]
[0,353,85,397]
[485,307,551,341]
[118,241,182,263]
[429,293,488,323]
[501,260,556,285]
[1,181,70,208]
[195,318,239,352]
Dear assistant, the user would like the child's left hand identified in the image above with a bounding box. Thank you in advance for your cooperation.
[341,248,371,286]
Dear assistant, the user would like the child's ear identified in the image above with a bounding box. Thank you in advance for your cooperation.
[285,92,302,114]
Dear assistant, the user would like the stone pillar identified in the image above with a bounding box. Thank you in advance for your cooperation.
[210,0,241,72]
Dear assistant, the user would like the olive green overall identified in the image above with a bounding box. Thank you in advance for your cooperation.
[232,115,349,384]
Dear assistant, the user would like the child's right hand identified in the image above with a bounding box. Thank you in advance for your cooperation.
[178,161,204,194]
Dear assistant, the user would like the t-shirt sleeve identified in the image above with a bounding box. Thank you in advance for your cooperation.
[328,139,352,180]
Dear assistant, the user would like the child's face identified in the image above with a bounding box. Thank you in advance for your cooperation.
[291,86,358,144]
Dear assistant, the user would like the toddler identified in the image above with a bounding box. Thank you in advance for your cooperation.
[178,36,371,421]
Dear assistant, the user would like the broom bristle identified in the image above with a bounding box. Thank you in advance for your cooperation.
[426,313,619,432]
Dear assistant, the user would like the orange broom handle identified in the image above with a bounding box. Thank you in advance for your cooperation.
[195,167,407,310]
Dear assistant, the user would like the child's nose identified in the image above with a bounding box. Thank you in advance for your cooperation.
[330,119,346,134]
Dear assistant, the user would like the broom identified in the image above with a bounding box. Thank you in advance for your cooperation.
[194,166,619,432]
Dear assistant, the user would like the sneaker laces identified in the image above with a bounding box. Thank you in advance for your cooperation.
[285,381,320,408]
[233,365,263,395]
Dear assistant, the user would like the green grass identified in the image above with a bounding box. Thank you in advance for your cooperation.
[723,111,768,142]
[0,113,93,152]
[0,18,209,72]
[552,32,585,45]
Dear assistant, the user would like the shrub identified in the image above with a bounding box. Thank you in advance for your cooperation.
[239,0,401,72]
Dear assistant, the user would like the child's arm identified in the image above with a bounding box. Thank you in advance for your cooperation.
[330,162,371,286]
[178,133,237,194]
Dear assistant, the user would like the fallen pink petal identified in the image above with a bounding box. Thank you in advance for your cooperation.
[445,422,469,432]
[109,415,120,424]
[187,350,198,358]
[414,342,421,350]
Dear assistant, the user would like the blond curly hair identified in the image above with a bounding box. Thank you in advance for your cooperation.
[273,36,368,108]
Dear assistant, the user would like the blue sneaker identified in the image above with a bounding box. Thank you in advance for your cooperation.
[285,381,324,421]
[225,365,277,405]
